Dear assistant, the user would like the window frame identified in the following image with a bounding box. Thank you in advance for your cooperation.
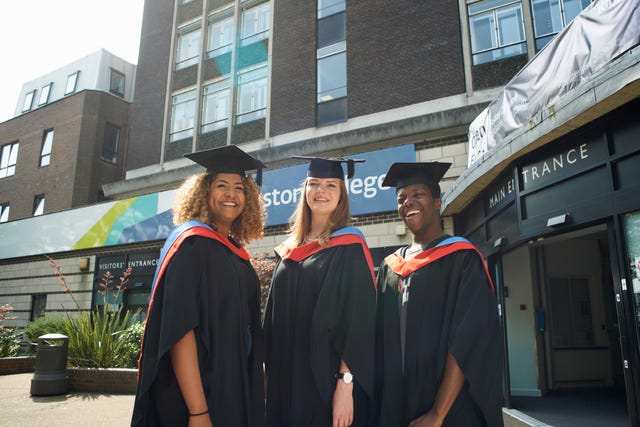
[33,194,45,217]
[40,129,54,167]
[202,79,231,133]
[109,68,126,97]
[170,89,198,142]
[468,0,527,65]
[38,83,53,106]
[235,65,268,124]
[240,2,270,46]
[0,203,9,223]
[101,122,121,164]
[0,141,19,179]
[22,90,36,112]
[207,14,234,58]
[531,0,592,50]
[317,41,347,103]
[65,71,80,95]
[176,25,202,70]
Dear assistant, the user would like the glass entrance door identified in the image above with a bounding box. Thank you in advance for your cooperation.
[621,210,640,425]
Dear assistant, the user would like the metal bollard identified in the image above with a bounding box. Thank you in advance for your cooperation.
[30,333,69,396]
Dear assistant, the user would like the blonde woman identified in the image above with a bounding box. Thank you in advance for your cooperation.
[263,157,376,427]
[132,146,266,427]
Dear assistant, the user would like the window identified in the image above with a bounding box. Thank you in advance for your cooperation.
[102,123,121,163]
[240,3,270,46]
[30,294,47,321]
[38,83,53,105]
[317,42,347,103]
[0,204,9,223]
[202,79,230,132]
[109,68,126,97]
[22,90,35,112]
[170,89,197,142]
[236,65,268,124]
[0,142,19,178]
[33,195,45,216]
[40,129,54,167]
[176,25,201,70]
[532,0,591,50]
[65,71,80,94]
[318,0,345,19]
[469,0,526,65]
[207,15,234,58]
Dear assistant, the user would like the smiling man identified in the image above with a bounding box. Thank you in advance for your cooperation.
[374,162,504,427]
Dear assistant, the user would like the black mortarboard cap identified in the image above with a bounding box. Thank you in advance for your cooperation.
[381,162,451,191]
[292,156,365,180]
[184,145,266,185]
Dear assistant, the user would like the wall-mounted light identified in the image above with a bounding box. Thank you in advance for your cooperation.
[78,257,90,272]
[546,213,570,227]
[493,236,507,248]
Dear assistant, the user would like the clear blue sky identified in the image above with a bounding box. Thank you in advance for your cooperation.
[0,0,144,123]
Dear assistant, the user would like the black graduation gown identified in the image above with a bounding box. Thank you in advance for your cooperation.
[375,236,504,427]
[131,233,265,427]
[263,231,377,427]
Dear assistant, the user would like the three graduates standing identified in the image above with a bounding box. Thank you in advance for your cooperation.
[132,145,503,427]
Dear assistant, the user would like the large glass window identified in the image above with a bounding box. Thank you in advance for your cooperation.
[38,83,52,105]
[33,195,45,216]
[532,0,591,50]
[0,204,9,223]
[22,90,35,112]
[40,129,53,167]
[202,79,230,132]
[207,15,234,58]
[236,65,267,124]
[469,0,526,65]
[102,123,121,164]
[176,25,202,70]
[0,142,19,178]
[65,71,80,95]
[240,3,270,46]
[623,211,640,356]
[110,69,125,97]
[317,42,347,103]
[170,89,197,142]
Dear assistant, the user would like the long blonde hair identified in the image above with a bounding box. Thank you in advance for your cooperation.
[287,178,351,247]
[172,172,265,245]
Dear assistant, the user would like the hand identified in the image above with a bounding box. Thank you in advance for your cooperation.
[408,410,443,427]
[332,379,354,427]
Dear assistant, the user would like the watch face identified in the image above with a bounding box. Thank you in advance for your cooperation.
[343,372,353,383]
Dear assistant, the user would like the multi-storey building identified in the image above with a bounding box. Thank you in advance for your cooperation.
[0,49,135,221]
[1,0,639,424]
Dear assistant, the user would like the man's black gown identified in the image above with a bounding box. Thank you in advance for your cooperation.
[131,225,264,427]
[376,236,504,427]
[263,229,376,427]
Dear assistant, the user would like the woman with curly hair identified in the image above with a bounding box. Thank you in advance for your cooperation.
[263,157,377,427]
[132,145,266,427]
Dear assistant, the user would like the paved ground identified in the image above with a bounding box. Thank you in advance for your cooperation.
[0,373,135,426]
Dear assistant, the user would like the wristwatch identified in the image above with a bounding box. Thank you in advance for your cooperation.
[335,372,354,384]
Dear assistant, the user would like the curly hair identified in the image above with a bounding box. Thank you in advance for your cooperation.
[172,172,265,245]
[287,178,351,247]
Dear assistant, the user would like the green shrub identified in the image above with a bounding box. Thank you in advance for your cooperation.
[120,321,145,368]
[24,315,68,350]
[0,328,20,357]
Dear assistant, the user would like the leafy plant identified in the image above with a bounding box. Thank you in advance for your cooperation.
[119,320,145,368]
[23,315,67,355]
[63,306,139,368]
[0,304,20,357]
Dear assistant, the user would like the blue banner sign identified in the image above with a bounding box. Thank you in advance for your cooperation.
[261,144,415,226]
